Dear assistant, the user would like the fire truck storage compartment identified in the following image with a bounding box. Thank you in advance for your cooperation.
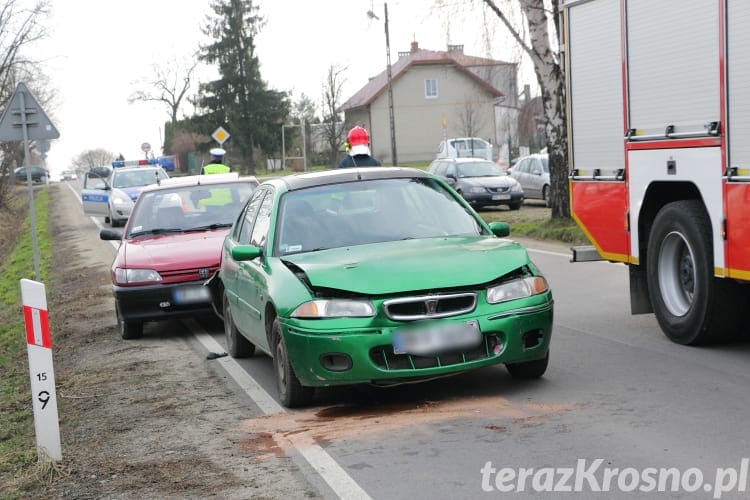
[567,0,628,259]
[727,1,750,170]
[626,0,720,138]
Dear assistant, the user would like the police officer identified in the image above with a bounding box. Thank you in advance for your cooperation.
[201,148,231,174]
[338,126,381,168]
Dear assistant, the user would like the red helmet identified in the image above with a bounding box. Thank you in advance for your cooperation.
[347,126,370,155]
[348,126,369,146]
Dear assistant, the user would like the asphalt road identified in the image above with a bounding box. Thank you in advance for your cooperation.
[70,181,750,499]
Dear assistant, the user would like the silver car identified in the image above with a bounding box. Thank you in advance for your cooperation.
[508,154,549,206]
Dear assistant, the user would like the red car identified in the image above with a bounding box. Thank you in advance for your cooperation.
[100,173,258,339]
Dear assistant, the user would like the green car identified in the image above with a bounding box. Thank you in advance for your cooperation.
[210,167,553,407]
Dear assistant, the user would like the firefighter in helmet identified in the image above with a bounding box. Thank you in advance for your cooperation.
[338,126,381,168]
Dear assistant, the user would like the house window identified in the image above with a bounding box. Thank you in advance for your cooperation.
[425,79,438,99]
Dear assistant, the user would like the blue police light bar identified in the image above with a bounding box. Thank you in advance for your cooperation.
[111,158,160,168]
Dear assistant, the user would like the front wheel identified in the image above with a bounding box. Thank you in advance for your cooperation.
[272,318,313,408]
[116,303,143,340]
[506,351,549,379]
[647,200,744,345]
[508,202,522,211]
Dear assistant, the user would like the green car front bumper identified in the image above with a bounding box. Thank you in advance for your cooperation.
[280,293,553,387]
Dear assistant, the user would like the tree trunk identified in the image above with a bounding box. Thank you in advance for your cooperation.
[520,0,569,219]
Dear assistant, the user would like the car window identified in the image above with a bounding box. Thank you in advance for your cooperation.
[126,181,256,236]
[249,189,274,247]
[236,189,266,244]
[445,163,456,177]
[541,156,549,172]
[530,159,543,174]
[274,178,484,256]
[113,168,167,189]
[456,161,506,177]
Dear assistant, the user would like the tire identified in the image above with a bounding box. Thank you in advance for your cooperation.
[272,318,313,408]
[104,215,110,224]
[116,303,143,340]
[647,200,744,345]
[506,351,549,379]
[508,202,522,211]
[542,185,550,207]
[223,293,254,358]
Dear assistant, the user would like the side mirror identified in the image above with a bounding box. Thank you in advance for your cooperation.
[100,228,122,241]
[488,222,510,238]
[231,245,262,261]
[532,169,542,176]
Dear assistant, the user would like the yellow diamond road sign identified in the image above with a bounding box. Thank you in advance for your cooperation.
[212,127,230,145]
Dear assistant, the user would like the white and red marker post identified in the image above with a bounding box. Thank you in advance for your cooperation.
[21,278,62,462]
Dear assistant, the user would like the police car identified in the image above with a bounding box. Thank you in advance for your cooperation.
[82,159,170,227]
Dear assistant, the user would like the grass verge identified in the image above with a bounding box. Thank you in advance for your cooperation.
[478,203,589,245]
[0,187,53,497]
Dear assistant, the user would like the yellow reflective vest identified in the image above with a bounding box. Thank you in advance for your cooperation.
[202,163,230,174]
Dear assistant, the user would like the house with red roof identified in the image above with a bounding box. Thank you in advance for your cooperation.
[338,41,519,164]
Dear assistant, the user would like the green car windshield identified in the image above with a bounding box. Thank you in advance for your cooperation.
[275,177,486,256]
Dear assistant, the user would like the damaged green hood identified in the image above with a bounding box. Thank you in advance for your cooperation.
[279,236,531,295]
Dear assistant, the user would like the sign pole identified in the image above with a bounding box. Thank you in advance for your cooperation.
[19,90,41,281]
[21,279,62,462]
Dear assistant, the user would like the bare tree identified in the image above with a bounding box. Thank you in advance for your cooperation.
[480,0,568,218]
[128,56,198,129]
[321,64,347,167]
[0,0,50,205]
[456,97,488,139]
[72,149,116,171]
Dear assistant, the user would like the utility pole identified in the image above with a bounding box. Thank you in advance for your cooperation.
[368,2,398,166]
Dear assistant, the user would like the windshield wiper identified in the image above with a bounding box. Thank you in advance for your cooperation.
[128,228,184,238]
[184,223,233,232]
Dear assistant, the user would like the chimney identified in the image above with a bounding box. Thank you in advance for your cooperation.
[411,40,419,53]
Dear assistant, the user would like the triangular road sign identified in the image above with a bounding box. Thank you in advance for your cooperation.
[0,82,60,141]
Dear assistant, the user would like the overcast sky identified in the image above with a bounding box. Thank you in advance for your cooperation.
[27,0,528,175]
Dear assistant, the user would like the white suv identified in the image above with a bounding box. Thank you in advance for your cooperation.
[437,137,494,161]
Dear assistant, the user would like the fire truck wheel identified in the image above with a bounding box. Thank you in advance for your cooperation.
[647,200,743,345]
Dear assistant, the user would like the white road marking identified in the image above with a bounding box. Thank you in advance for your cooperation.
[188,320,372,500]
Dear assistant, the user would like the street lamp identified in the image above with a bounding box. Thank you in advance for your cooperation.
[367,2,397,166]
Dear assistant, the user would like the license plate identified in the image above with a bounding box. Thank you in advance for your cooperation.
[172,285,211,304]
[393,320,481,356]
[492,194,511,200]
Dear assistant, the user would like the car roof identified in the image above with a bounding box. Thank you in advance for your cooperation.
[433,157,496,164]
[266,167,432,192]
[139,173,258,194]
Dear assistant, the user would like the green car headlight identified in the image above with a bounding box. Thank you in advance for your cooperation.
[291,299,376,318]
[486,276,549,304]
[115,268,162,284]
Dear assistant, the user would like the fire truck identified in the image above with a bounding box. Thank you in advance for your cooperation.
[564,0,750,345]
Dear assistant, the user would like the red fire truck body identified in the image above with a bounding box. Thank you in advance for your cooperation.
[564,0,750,345]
